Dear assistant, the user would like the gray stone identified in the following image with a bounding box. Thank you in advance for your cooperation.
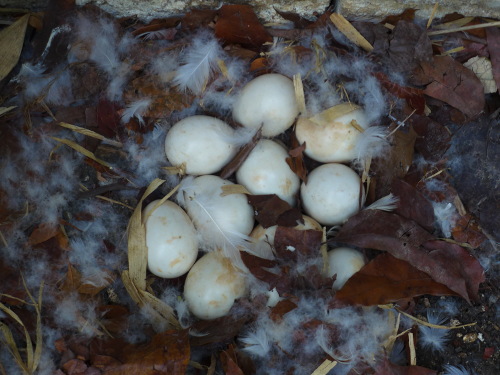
[336,0,500,21]
[74,0,330,23]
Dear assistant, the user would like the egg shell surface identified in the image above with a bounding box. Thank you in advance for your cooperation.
[143,200,198,278]
[184,251,246,320]
[296,108,369,163]
[236,139,300,206]
[300,163,364,226]
[165,115,237,175]
[327,247,366,290]
[232,73,299,137]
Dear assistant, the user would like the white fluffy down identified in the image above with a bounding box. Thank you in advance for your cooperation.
[233,73,299,137]
[184,251,246,320]
[327,247,366,290]
[300,163,364,226]
[143,200,198,278]
[236,139,300,206]
[165,115,238,175]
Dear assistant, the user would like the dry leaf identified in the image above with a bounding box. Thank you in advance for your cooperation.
[463,56,497,94]
[0,14,30,81]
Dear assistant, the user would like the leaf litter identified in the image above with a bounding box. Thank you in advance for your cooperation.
[0,3,498,375]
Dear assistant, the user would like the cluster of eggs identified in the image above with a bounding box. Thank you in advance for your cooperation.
[145,73,368,320]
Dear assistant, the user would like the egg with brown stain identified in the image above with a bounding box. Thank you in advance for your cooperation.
[184,250,246,320]
[143,200,198,278]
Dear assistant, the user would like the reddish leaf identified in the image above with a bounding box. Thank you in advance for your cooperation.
[382,9,417,25]
[486,26,500,92]
[370,127,417,199]
[286,131,308,183]
[220,126,261,179]
[374,357,437,375]
[392,179,435,232]
[415,56,484,118]
[60,264,82,293]
[335,210,485,303]
[240,251,292,293]
[336,253,457,306]
[96,98,121,138]
[373,72,425,114]
[215,5,272,49]
[246,195,303,228]
[269,299,298,321]
[104,329,190,375]
[28,222,59,245]
[221,346,245,375]
[451,214,486,249]
[62,359,87,375]
[410,114,451,161]
[274,227,323,261]
[181,9,217,30]
[190,315,250,347]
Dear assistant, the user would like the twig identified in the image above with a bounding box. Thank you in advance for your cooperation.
[428,20,500,36]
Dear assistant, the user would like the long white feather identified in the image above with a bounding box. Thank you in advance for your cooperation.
[174,31,224,94]
[176,176,252,269]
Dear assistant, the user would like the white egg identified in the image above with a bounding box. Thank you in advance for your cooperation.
[249,215,322,259]
[300,163,364,226]
[296,106,369,163]
[184,251,247,319]
[232,73,299,137]
[327,247,366,290]
[236,139,300,206]
[165,115,237,175]
[143,200,198,278]
[182,175,254,246]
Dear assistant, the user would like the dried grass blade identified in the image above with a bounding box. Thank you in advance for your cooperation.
[0,14,29,81]
[127,178,165,290]
[329,13,373,52]
[293,73,306,115]
[0,324,27,373]
[311,359,337,375]
[50,137,113,169]
[58,122,123,147]
[0,106,16,117]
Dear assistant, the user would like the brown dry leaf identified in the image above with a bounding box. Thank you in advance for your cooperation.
[246,195,303,228]
[0,14,30,81]
[382,9,417,25]
[371,127,417,198]
[373,72,425,114]
[335,210,485,303]
[274,227,323,261]
[415,55,484,118]
[336,253,457,306]
[450,214,486,249]
[269,299,298,322]
[78,271,114,296]
[190,315,250,347]
[215,5,272,49]
[286,131,307,183]
[220,126,261,179]
[392,179,435,232]
[28,223,59,246]
[221,346,245,375]
[104,329,190,375]
[60,264,82,293]
[410,114,451,162]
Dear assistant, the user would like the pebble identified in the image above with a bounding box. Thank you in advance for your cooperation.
[463,332,478,343]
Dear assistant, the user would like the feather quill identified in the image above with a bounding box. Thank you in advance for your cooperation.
[174,31,224,94]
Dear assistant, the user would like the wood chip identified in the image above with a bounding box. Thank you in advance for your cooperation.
[329,13,373,52]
